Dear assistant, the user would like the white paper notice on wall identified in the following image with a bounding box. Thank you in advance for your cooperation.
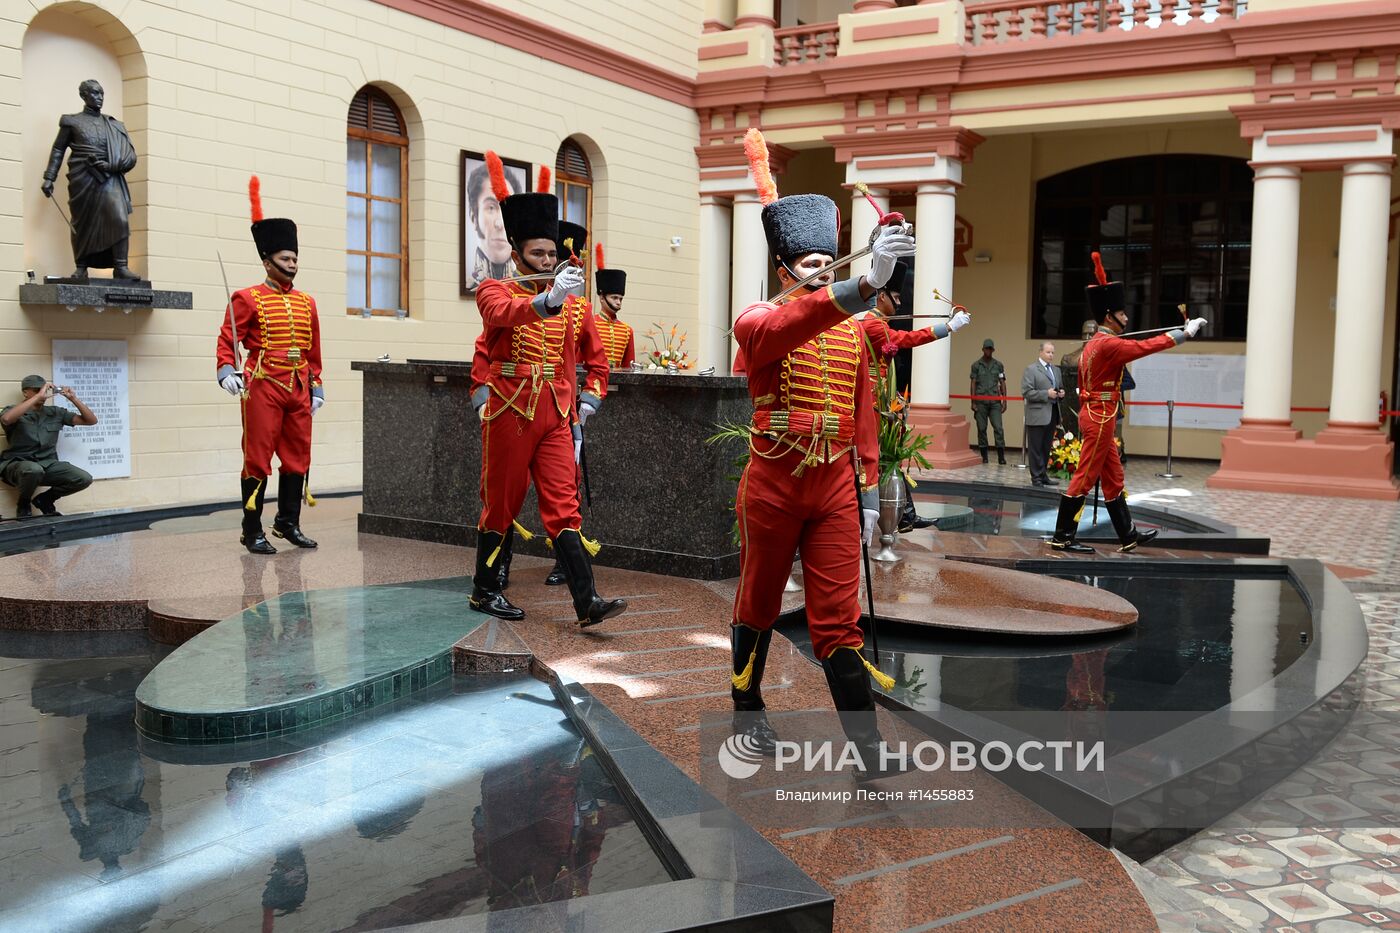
[51,339,131,479]
[1126,353,1245,431]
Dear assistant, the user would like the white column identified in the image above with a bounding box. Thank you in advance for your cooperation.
[699,194,733,374]
[848,185,884,281]
[1328,160,1394,426]
[730,191,768,336]
[734,0,775,28]
[910,180,958,407]
[1239,165,1301,425]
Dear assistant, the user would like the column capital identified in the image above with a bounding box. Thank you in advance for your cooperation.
[852,0,897,10]
[732,190,762,205]
[695,139,797,173]
[826,125,984,165]
[700,192,734,207]
[1251,164,1302,182]
[733,0,775,29]
[1341,159,1395,178]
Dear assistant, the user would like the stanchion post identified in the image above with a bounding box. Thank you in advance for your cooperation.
[1016,415,1027,470]
[1156,399,1179,479]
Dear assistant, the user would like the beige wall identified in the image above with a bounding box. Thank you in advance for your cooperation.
[1,0,702,511]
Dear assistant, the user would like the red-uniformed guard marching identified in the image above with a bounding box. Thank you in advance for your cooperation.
[856,260,971,532]
[727,129,916,771]
[216,177,322,555]
[592,244,634,369]
[1049,251,1205,553]
[468,153,622,627]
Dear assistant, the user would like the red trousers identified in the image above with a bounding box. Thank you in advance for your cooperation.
[1066,409,1124,500]
[733,450,864,659]
[241,376,311,479]
[478,400,581,538]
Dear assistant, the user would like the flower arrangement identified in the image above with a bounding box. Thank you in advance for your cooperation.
[705,420,751,546]
[645,323,693,371]
[1048,430,1081,479]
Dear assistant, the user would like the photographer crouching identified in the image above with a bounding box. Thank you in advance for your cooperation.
[1,375,97,519]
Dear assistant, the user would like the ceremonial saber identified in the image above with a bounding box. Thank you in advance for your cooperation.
[1118,306,1198,339]
[215,251,248,399]
[851,448,882,674]
[47,194,76,235]
[496,253,584,285]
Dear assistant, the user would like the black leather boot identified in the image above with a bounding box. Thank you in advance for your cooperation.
[553,530,626,627]
[544,558,566,586]
[980,445,989,464]
[731,625,779,756]
[272,473,317,548]
[31,490,61,516]
[240,477,276,555]
[1048,494,1094,554]
[111,237,140,280]
[897,474,935,532]
[997,446,1007,465]
[821,647,899,781]
[15,496,32,520]
[469,529,525,621]
[1105,496,1157,553]
[496,525,515,591]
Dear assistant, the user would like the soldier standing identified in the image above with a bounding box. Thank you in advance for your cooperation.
[969,338,1007,464]
[216,177,322,555]
[592,244,634,369]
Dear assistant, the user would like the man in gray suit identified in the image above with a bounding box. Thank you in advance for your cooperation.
[1022,342,1065,487]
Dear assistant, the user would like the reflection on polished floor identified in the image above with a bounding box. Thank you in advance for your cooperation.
[0,638,669,931]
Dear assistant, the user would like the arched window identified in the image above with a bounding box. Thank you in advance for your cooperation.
[555,137,592,264]
[347,87,408,317]
[1032,155,1251,341]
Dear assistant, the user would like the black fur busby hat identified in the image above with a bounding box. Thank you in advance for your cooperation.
[488,153,558,249]
[745,129,838,266]
[1086,251,1126,320]
[248,177,297,258]
[881,259,907,295]
[594,243,626,295]
[557,221,587,264]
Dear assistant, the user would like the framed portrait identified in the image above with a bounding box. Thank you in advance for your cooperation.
[461,150,530,296]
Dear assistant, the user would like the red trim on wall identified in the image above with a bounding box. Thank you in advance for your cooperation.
[851,18,940,42]
[700,168,750,179]
[854,155,937,170]
[1234,98,1400,138]
[1265,129,1380,146]
[1250,155,1397,173]
[695,141,797,173]
[699,42,750,61]
[828,126,984,163]
[369,0,696,107]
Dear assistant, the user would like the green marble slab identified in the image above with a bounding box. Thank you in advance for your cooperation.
[135,584,486,744]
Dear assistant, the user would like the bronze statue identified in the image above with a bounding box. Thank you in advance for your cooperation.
[1058,319,1097,431]
[41,80,139,281]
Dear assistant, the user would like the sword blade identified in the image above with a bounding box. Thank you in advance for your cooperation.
[215,251,241,371]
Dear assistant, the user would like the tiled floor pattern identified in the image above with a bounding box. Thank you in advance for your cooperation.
[915,457,1400,930]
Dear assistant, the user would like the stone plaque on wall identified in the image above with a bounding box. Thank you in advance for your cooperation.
[52,338,130,478]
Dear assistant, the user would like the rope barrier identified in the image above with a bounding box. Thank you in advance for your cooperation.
[949,394,1400,417]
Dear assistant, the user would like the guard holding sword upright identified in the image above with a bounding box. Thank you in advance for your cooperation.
[215,177,323,555]
[727,129,932,777]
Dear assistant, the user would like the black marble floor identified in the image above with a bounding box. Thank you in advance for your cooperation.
[0,632,670,932]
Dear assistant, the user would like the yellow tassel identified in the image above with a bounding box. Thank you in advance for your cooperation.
[512,520,535,541]
[856,649,897,691]
[544,536,554,551]
[304,475,317,507]
[1073,501,1085,522]
[244,477,262,511]
[732,644,757,692]
[485,541,503,568]
[582,533,601,557]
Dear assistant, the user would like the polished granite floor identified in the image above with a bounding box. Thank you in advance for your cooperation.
[0,633,670,932]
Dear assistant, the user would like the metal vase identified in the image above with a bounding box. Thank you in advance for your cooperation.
[873,474,902,563]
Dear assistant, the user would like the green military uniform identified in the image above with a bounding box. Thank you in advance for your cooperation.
[969,339,1006,460]
[1,404,93,510]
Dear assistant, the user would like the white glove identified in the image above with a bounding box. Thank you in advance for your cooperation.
[546,264,585,307]
[866,224,916,290]
[578,400,597,427]
[574,439,582,464]
[220,374,244,396]
[861,508,880,546]
[1184,317,1207,338]
[949,309,971,332]
[311,396,324,416]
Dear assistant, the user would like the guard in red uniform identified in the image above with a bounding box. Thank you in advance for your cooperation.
[216,177,322,555]
[1049,252,1205,553]
[468,153,622,627]
[727,129,915,770]
[857,262,970,531]
[592,244,634,368]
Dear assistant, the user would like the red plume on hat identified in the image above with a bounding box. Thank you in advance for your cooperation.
[1091,250,1109,286]
[248,176,264,223]
[485,151,510,203]
[537,165,551,193]
[595,243,605,269]
[743,128,779,206]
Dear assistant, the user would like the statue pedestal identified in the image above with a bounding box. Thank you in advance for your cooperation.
[19,281,193,310]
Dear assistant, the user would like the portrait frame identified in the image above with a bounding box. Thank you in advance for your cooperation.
[461,150,530,296]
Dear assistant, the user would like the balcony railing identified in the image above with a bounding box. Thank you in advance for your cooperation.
[773,24,839,66]
[964,0,1245,46]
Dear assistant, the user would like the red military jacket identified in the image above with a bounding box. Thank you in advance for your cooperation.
[473,279,608,421]
[857,313,939,385]
[733,279,879,490]
[594,314,635,369]
[1078,325,1180,424]
[216,281,323,396]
